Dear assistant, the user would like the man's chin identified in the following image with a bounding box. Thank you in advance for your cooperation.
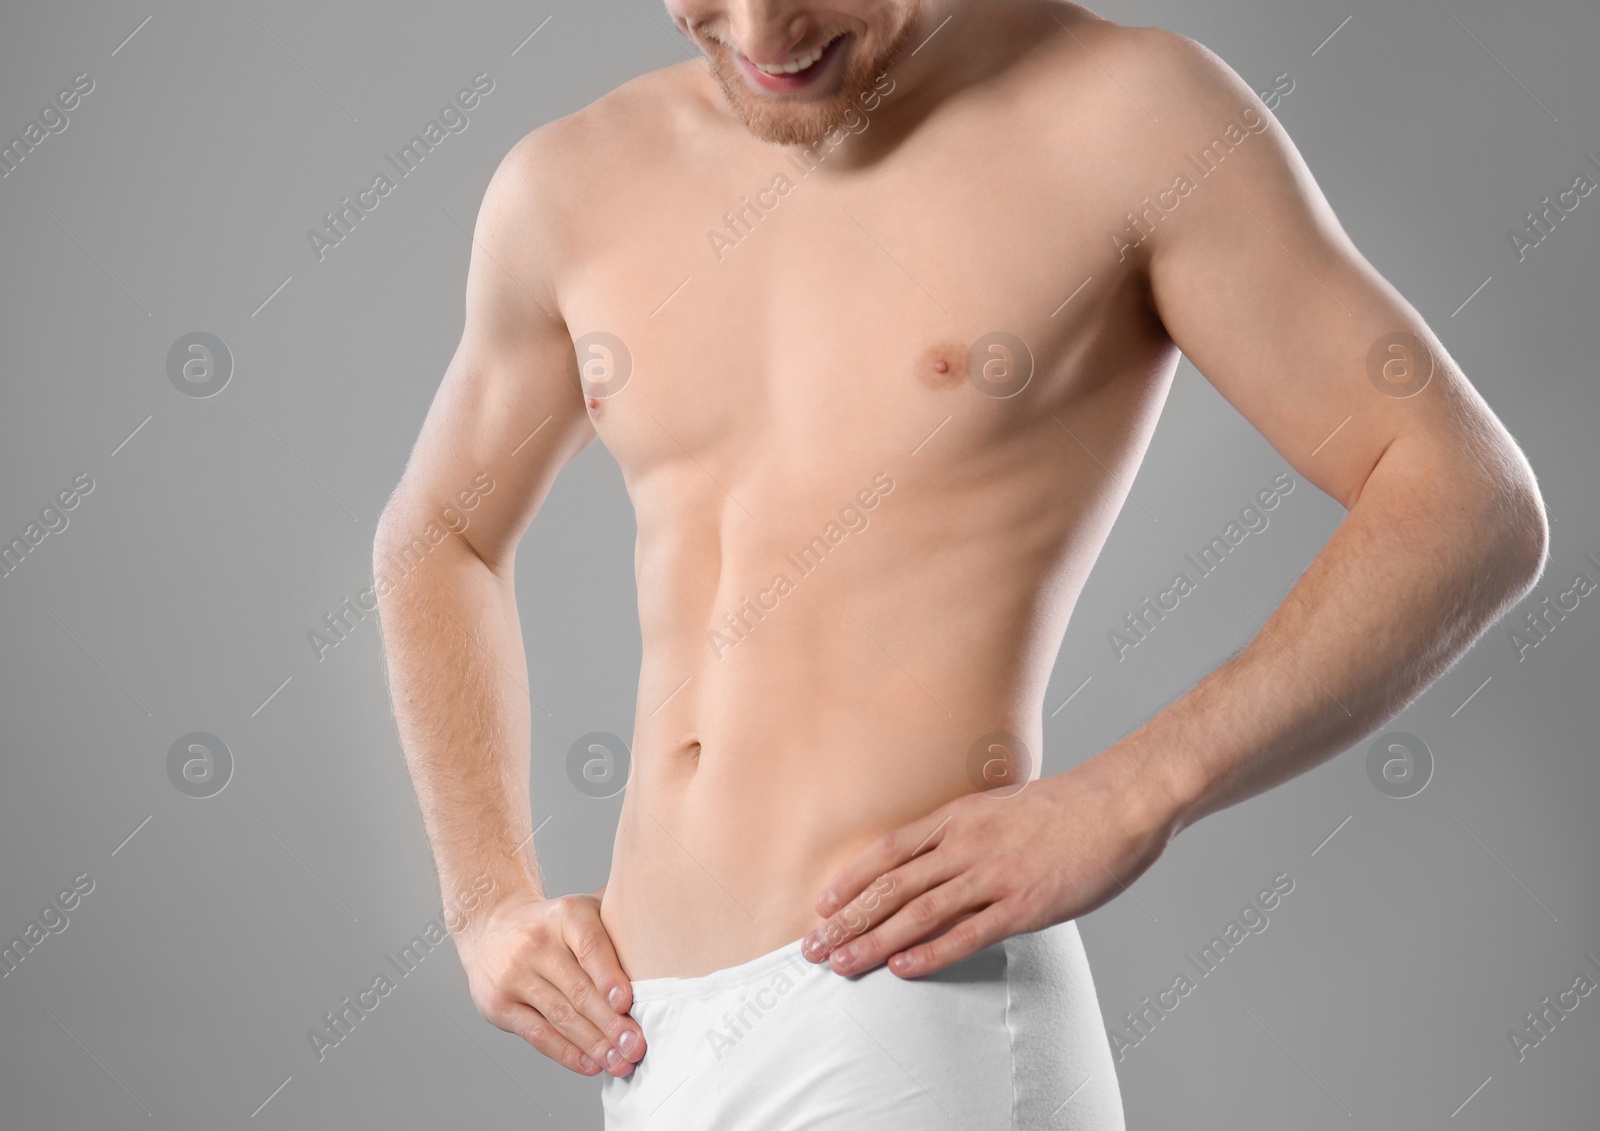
[710,65,861,148]
[728,99,854,148]
[699,0,921,148]
[706,32,897,148]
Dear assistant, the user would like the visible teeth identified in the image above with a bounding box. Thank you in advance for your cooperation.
[754,36,836,75]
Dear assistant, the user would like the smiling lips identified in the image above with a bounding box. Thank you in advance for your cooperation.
[734,32,849,91]
[749,32,845,75]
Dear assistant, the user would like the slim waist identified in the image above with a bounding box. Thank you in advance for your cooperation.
[627,934,812,1005]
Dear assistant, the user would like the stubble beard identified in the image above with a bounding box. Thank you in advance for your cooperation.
[704,1,924,147]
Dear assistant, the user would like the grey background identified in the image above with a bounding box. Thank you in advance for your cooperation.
[0,0,1594,1126]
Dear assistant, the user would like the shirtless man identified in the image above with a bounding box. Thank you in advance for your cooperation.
[372,0,1548,1125]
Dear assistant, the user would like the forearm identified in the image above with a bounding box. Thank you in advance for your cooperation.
[373,522,543,913]
[1108,436,1546,837]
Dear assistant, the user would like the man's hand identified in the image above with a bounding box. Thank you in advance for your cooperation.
[455,888,646,1077]
[800,751,1178,978]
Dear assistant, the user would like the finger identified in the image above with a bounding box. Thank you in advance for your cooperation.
[516,971,633,1077]
[887,902,1016,979]
[546,947,647,1072]
[816,807,956,918]
[565,910,636,1017]
[497,999,604,1076]
[802,847,957,962]
[829,872,989,975]
[563,918,648,1064]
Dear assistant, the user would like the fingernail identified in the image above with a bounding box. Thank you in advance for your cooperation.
[579,1054,599,1072]
[619,1030,640,1057]
[608,986,625,1010]
[802,933,826,960]
[819,892,838,915]
[834,944,856,968]
[604,1047,623,1071]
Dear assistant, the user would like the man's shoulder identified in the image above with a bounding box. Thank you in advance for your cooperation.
[1045,16,1245,104]
[987,12,1269,215]
[479,61,711,276]
[1032,15,1304,237]
[497,61,708,196]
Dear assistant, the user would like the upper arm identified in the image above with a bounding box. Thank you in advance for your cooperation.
[1128,29,1531,512]
[377,126,594,575]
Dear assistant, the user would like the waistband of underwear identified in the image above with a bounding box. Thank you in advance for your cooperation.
[627,935,821,1004]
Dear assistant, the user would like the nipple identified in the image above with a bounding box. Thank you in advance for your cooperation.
[917,341,968,389]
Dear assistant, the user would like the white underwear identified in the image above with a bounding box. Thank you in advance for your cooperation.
[599,919,1125,1129]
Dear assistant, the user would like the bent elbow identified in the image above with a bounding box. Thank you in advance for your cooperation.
[1516,499,1551,588]
[1498,475,1551,597]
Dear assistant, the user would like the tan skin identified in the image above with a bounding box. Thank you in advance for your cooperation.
[374,0,1547,1082]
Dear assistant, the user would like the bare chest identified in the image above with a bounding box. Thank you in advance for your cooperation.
[557,107,1165,488]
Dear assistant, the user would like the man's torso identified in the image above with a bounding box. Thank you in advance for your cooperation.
[543,8,1182,978]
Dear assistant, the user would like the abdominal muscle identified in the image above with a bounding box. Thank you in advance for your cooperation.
[600,668,1045,983]
[596,448,1103,982]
